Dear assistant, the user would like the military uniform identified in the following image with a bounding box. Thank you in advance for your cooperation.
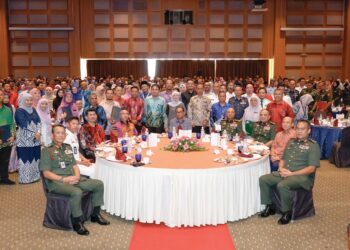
[228,96,249,120]
[39,142,104,218]
[252,121,277,144]
[220,118,243,137]
[259,138,320,212]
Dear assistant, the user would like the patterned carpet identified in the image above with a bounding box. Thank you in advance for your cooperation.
[0,160,348,250]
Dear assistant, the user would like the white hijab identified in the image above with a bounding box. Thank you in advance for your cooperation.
[243,96,262,122]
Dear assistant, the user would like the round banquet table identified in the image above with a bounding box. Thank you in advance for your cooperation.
[94,139,270,227]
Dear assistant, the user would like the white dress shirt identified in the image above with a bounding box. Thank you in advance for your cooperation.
[64,129,95,177]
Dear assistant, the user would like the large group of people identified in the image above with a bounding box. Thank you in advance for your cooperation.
[0,74,349,232]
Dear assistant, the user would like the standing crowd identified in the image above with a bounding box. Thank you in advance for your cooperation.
[0,75,349,185]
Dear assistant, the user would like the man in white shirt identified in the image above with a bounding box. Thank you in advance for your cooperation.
[242,83,258,103]
[226,81,235,102]
[203,81,217,104]
[295,77,307,93]
[64,117,95,178]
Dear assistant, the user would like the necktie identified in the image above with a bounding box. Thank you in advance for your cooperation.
[260,99,264,108]
[177,125,183,133]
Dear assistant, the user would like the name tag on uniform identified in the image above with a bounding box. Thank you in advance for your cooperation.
[60,162,66,169]
[299,145,309,150]
[264,126,270,131]
[240,101,246,105]
[73,146,78,154]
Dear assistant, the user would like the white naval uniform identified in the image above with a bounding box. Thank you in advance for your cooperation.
[64,129,96,178]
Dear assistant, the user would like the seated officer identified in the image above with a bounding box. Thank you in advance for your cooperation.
[259,120,320,225]
[252,109,276,147]
[40,125,110,236]
[220,108,243,137]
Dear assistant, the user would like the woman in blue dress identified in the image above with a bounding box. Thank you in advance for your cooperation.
[15,93,41,184]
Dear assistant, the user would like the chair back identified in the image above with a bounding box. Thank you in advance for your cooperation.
[40,172,49,195]
[340,127,350,148]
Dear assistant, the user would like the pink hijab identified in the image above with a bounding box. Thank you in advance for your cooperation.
[37,98,51,124]
[58,92,79,117]
[29,88,41,108]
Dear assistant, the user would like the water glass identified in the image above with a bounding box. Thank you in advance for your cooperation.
[122,145,128,154]
[135,153,142,163]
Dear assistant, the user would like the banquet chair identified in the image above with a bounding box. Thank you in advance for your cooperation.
[329,127,350,168]
[271,186,315,221]
[40,173,93,230]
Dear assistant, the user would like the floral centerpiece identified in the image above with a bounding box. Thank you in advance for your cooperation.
[164,136,206,152]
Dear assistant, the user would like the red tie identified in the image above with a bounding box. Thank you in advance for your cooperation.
[177,125,183,133]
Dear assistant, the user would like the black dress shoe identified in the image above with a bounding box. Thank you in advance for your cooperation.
[73,222,90,235]
[259,204,276,218]
[278,211,292,225]
[0,179,16,185]
[91,214,110,225]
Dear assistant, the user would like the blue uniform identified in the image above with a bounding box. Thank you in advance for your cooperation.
[228,96,249,120]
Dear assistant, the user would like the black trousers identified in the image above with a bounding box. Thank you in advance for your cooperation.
[0,146,12,180]
[148,127,164,134]
[192,126,210,134]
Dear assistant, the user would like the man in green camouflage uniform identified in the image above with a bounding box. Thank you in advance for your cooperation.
[220,107,243,137]
[259,120,320,225]
[252,109,277,147]
[40,125,110,236]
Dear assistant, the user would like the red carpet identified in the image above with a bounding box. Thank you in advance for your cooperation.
[129,223,235,250]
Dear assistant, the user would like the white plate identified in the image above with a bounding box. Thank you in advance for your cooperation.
[105,156,121,162]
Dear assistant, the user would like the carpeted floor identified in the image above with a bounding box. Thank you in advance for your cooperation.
[0,160,349,250]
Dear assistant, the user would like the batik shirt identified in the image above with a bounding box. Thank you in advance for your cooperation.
[79,123,105,151]
[83,105,108,129]
[144,96,167,128]
[125,97,144,125]
[187,95,212,127]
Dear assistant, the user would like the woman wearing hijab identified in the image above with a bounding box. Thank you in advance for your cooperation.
[15,93,41,184]
[242,96,262,135]
[42,86,55,111]
[29,88,41,109]
[71,86,82,102]
[95,85,106,104]
[165,91,186,130]
[53,89,64,113]
[56,92,79,124]
[293,94,314,125]
[37,99,52,146]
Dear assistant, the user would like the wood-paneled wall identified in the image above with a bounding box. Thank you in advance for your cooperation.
[2,0,350,79]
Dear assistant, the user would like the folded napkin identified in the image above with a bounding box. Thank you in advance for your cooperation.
[115,147,127,162]
[238,152,253,158]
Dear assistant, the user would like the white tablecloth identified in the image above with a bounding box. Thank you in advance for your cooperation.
[94,156,270,227]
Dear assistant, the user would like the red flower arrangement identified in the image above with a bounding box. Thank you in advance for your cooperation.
[164,136,206,152]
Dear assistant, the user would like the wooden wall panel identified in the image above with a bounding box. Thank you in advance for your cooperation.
[68,0,81,76]
[343,0,350,78]
[0,0,10,77]
[283,0,345,79]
